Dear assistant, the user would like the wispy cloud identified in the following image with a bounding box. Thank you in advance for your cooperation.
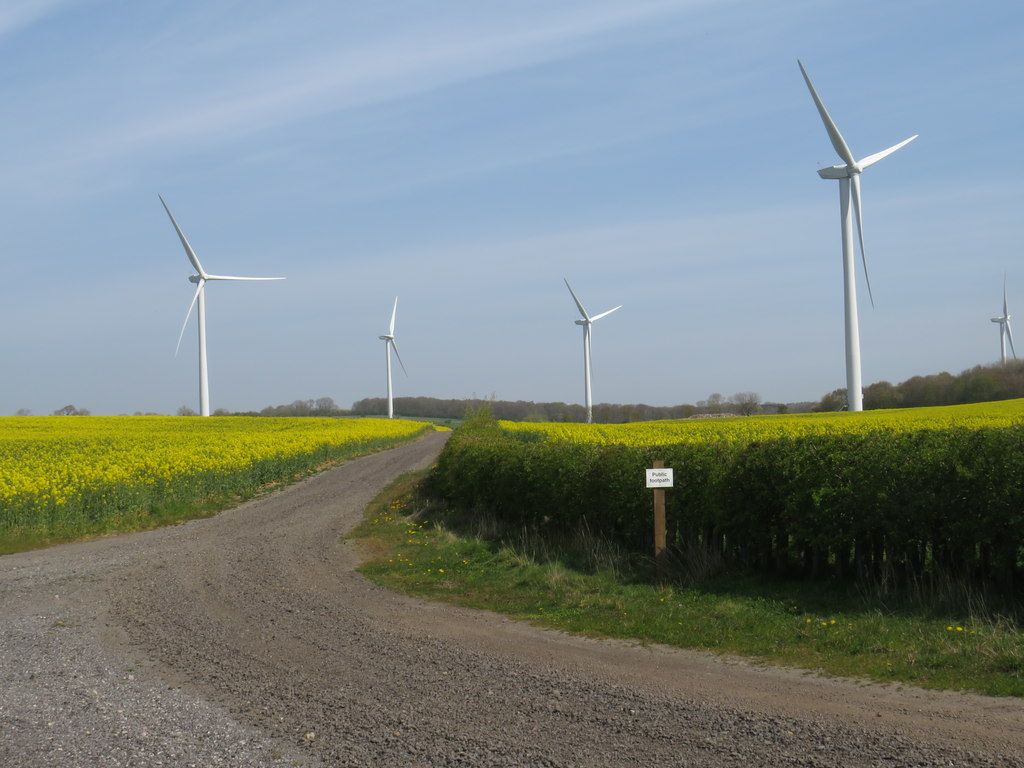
[135,2,705,142]
[0,0,68,38]
[18,0,715,183]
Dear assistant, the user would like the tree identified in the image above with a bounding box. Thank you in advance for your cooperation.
[863,381,901,410]
[14,408,31,416]
[730,392,762,416]
[315,397,337,413]
[819,360,1024,411]
[212,408,230,416]
[53,404,90,416]
[699,393,724,414]
[177,405,198,416]
[815,389,847,412]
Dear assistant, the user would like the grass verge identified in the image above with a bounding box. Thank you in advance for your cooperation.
[350,471,1024,698]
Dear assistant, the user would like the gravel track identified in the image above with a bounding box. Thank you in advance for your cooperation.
[2,431,1023,766]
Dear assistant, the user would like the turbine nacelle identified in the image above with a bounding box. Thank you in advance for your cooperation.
[817,164,858,180]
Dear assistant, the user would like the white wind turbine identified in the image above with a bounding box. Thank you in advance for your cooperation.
[160,195,284,417]
[991,275,1016,364]
[378,297,406,419]
[798,60,917,412]
[564,278,621,424]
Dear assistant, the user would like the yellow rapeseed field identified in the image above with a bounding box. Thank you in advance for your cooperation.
[499,398,1024,446]
[0,416,427,549]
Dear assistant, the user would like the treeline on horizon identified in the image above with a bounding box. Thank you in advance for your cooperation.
[256,361,1024,420]
[22,361,1024,420]
[348,391,801,422]
[263,361,1024,421]
[235,393,795,422]
[354,397,695,423]
[817,360,1024,411]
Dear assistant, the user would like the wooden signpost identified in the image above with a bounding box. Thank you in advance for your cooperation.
[645,460,673,570]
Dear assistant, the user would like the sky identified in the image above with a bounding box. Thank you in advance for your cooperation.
[1,0,1022,415]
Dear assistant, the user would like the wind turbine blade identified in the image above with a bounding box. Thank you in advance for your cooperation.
[1007,321,1017,359]
[563,278,590,321]
[159,195,207,277]
[797,60,856,168]
[175,279,204,357]
[590,305,622,322]
[857,136,917,169]
[390,339,408,375]
[204,275,285,281]
[389,297,398,336]
[1004,273,1008,318]
[850,174,875,308]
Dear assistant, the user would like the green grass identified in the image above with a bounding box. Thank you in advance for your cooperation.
[0,493,232,556]
[351,472,1024,697]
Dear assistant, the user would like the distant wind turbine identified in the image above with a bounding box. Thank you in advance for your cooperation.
[798,60,917,412]
[378,297,406,419]
[992,274,1016,364]
[160,195,285,417]
[564,278,621,424]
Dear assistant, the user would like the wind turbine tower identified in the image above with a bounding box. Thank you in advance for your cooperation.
[378,297,406,418]
[160,195,285,417]
[798,61,917,412]
[564,278,621,424]
[992,275,1016,364]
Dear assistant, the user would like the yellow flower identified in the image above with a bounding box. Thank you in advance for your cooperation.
[497,400,1024,446]
[0,416,426,528]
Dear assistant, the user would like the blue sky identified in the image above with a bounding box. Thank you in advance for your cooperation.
[1,0,1022,414]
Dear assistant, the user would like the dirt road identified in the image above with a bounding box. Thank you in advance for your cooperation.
[2,431,1023,766]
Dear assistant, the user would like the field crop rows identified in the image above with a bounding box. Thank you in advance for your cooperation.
[0,416,427,552]
[433,401,1024,590]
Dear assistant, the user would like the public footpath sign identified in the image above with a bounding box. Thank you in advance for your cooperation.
[645,467,674,489]
[647,461,672,572]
